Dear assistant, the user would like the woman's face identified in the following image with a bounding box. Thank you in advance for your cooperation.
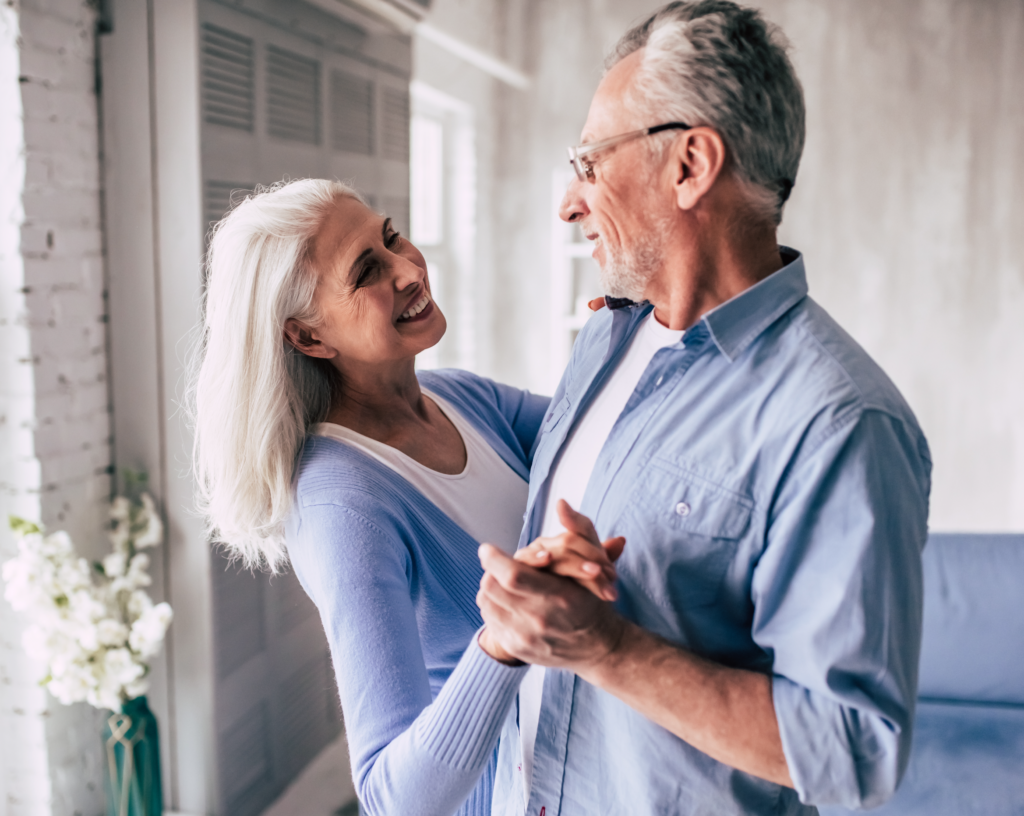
[288,196,445,372]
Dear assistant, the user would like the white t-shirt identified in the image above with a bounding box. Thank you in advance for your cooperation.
[519,312,684,803]
[313,390,528,556]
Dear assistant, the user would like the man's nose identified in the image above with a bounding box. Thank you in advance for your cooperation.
[558,176,588,223]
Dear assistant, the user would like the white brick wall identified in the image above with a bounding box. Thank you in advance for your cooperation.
[1,1,110,814]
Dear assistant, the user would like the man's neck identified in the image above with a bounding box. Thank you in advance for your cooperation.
[645,223,783,332]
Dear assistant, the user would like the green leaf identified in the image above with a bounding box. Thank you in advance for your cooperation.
[120,469,149,501]
[8,516,42,536]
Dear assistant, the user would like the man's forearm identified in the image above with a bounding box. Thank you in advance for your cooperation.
[579,621,794,788]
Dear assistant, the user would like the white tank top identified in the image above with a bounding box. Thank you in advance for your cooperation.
[312,390,528,556]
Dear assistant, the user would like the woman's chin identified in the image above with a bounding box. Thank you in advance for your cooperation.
[405,309,446,356]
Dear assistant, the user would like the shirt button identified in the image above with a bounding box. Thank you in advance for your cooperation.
[655,375,664,386]
[675,501,691,517]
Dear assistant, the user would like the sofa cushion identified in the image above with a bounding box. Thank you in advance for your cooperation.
[819,700,1024,816]
[917,533,1024,704]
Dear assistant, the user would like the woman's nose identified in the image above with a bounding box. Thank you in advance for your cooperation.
[558,176,589,223]
[392,254,424,289]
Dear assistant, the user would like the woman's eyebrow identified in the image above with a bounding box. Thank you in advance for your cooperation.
[348,247,372,280]
[348,217,392,281]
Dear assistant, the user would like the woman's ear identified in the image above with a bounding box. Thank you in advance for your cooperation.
[671,127,727,212]
[283,318,334,359]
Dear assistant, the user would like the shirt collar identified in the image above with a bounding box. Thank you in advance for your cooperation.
[603,248,808,361]
[700,246,807,362]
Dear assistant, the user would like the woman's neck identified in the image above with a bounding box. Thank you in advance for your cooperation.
[323,355,468,475]
[325,357,427,436]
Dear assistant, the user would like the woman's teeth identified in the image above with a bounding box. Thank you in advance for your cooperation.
[399,293,431,321]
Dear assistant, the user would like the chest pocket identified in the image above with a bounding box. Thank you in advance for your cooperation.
[620,458,753,613]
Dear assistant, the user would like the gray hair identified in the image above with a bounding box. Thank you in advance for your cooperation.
[610,1,805,225]
[191,179,362,570]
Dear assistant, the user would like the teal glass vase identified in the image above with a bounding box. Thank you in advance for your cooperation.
[103,696,163,816]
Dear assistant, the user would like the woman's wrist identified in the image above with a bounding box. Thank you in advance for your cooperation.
[477,627,526,667]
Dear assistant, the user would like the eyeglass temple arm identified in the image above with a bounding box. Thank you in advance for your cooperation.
[645,122,692,135]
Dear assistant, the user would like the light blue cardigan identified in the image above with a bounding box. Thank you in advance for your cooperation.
[286,369,549,816]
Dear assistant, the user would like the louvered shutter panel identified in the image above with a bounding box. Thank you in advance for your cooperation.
[203,179,251,232]
[201,24,254,131]
[381,86,410,160]
[267,45,321,144]
[219,702,274,816]
[332,70,374,154]
[383,195,410,236]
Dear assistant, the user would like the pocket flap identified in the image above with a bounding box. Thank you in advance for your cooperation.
[641,459,753,540]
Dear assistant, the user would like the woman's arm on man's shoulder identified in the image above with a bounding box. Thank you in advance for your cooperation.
[419,368,551,463]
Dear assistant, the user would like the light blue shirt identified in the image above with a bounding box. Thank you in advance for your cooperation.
[493,250,932,815]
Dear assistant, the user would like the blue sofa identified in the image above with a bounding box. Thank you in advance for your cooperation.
[822,533,1024,815]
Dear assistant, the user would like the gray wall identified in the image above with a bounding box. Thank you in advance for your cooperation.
[484,0,1024,534]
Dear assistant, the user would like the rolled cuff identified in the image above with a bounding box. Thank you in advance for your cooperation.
[774,674,906,809]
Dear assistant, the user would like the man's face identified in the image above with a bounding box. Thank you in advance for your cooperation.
[559,50,673,300]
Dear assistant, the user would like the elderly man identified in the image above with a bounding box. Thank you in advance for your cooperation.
[475,2,932,815]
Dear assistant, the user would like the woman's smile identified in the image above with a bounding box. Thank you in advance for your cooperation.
[398,292,434,323]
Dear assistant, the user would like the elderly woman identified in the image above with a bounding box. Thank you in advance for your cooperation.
[192,179,621,816]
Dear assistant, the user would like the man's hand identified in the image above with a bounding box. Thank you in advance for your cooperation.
[512,500,625,602]
[476,501,627,671]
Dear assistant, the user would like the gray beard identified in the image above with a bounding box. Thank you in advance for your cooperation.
[598,227,664,302]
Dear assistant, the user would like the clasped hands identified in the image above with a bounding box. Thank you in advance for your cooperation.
[476,500,628,676]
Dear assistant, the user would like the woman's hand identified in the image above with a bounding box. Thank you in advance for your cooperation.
[512,500,625,602]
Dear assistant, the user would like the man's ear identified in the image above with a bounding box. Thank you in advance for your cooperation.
[671,127,727,212]
[283,318,334,359]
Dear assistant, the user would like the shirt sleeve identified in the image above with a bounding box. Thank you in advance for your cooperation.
[752,408,931,809]
[288,501,529,816]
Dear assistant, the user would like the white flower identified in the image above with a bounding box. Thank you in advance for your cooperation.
[22,624,55,662]
[129,602,172,658]
[102,551,126,579]
[3,490,173,713]
[85,647,146,710]
[109,523,131,552]
[47,659,96,705]
[96,618,129,647]
[133,495,163,549]
[109,497,132,523]
[124,554,152,590]
[124,675,150,700]
[39,531,74,559]
[2,554,45,612]
[126,589,153,620]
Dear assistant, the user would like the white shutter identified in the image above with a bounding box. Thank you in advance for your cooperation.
[197,1,411,813]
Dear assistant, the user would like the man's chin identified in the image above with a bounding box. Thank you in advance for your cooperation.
[599,266,649,302]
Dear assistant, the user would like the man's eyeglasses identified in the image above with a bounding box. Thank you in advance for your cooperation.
[567,122,692,182]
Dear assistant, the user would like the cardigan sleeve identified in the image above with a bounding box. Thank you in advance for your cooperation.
[288,499,529,816]
[490,381,550,463]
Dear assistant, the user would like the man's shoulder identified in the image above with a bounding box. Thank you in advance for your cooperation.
[769,296,919,427]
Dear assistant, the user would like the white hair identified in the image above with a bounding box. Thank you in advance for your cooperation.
[610,1,806,226]
[191,178,363,570]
